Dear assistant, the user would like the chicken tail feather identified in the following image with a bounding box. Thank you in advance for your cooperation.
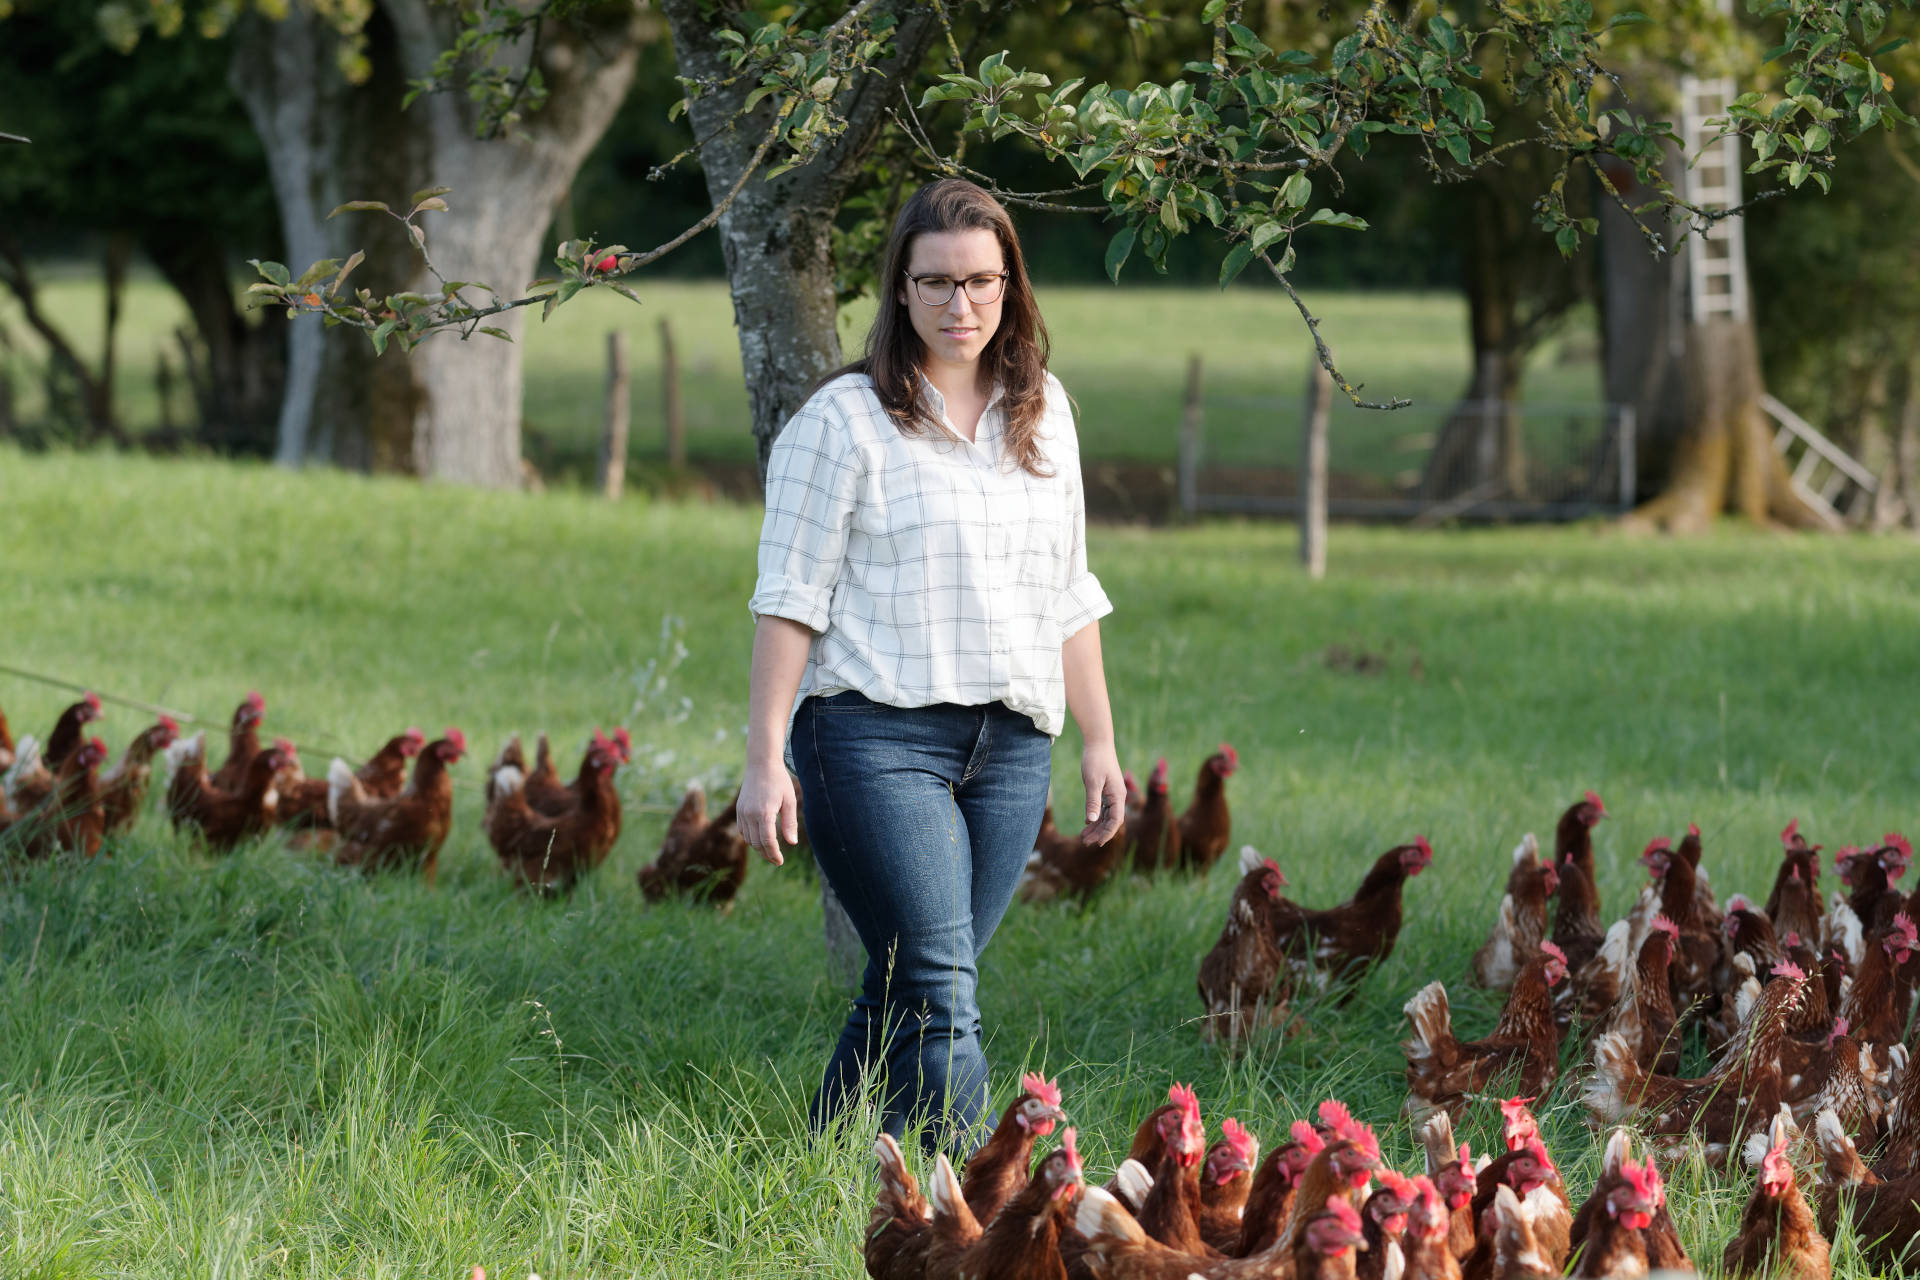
[1075,1184,1149,1246]
[870,1134,925,1222]
[326,758,358,829]
[1419,1112,1457,1175]
[1111,1158,1154,1214]
[1583,1031,1644,1124]
[1402,980,1456,1065]
[1,734,38,802]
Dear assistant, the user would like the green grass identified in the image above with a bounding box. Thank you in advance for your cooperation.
[3,447,1918,1277]
[0,271,1600,480]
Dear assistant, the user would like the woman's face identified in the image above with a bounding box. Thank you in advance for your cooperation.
[899,227,1006,372]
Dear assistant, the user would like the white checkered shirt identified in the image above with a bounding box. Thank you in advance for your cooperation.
[749,370,1112,738]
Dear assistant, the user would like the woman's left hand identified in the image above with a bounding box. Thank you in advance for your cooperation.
[1079,740,1126,846]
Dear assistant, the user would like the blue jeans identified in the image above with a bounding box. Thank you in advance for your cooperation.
[791,690,1051,1153]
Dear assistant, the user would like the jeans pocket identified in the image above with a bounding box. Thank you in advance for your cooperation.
[811,689,881,714]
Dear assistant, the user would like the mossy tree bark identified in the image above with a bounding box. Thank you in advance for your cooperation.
[230,2,642,486]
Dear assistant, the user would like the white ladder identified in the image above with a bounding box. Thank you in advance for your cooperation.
[1677,74,1750,324]
[1760,394,1879,524]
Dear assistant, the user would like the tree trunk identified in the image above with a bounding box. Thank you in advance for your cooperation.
[660,1,940,983]
[1422,179,1552,501]
[660,1,942,479]
[141,231,286,455]
[1598,158,1832,531]
[229,1,642,486]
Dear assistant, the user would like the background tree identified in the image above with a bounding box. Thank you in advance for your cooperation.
[0,0,283,452]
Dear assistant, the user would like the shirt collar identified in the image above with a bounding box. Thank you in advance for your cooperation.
[916,371,1005,450]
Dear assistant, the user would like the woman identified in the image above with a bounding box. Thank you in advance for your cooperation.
[738,179,1124,1152]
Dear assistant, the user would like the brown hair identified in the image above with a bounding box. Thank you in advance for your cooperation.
[833,178,1054,477]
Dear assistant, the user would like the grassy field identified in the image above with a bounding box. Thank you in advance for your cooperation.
[0,271,1601,481]
[3,447,1918,1278]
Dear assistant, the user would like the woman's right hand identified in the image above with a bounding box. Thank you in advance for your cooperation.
[738,756,798,866]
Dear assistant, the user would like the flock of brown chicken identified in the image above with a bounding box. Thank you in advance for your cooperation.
[911,790,1916,1278]
[0,691,752,902]
[863,1076,1775,1279]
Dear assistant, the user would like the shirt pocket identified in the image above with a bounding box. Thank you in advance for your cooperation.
[1014,472,1070,587]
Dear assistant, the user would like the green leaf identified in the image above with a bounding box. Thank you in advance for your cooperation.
[370,319,398,355]
[1861,101,1883,130]
[408,186,451,206]
[477,326,514,341]
[1280,172,1311,208]
[1554,225,1580,256]
[328,200,391,220]
[1250,221,1288,253]
[1201,0,1227,21]
[1104,225,1137,284]
[330,250,366,298]
[1227,23,1272,58]
[293,258,340,290]
[1606,10,1652,26]
[409,196,449,217]
[1308,208,1368,230]
[1160,193,1181,232]
[1803,124,1831,150]
[1754,130,1780,159]
[248,259,291,287]
[1443,134,1471,166]
[1219,242,1255,288]
[1787,159,1810,187]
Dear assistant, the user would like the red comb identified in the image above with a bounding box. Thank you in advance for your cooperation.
[1222,1117,1258,1160]
[403,726,426,742]
[245,691,265,710]
[84,691,103,712]
[1021,1073,1061,1108]
[1782,818,1800,845]
[1642,837,1673,857]
[1414,834,1433,859]
[158,715,179,733]
[1060,1125,1082,1173]
[1829,1017,1851,1046]
[1885,832,1913,860]
[1169,1082,1201,1120]
[1652,914,1679,939]
[1893,913,1919,947]
[1727,893,1753,914]
[1688,822,1700,837]
[1784,930,1803,948]
[1327,1196,1364,1233]
[1290,1119,1327,1152]
[1540,940,1568,966]
[1457,1141,1472,1166]
[1219,743,1238,766]
[1621,1156,1661,1203]
[1317,1099,1379,1158]
[1584,789,1606,813]
[444,727,467,752]
[1772,959,1807,982]
[1377,1168,1418,1199]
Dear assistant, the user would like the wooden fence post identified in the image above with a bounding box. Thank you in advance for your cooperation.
[660,316,685,470]
[599,330,630,499]
[1177,353,1204,520]
[1300,354,1332,579]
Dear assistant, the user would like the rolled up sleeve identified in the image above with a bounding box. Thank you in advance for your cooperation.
[1054,458,1112,640]
[749,401,859,633]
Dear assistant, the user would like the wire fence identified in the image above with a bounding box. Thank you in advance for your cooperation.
[1179,394,1637,523]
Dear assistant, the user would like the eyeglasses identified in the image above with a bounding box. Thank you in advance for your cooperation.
[903,270,1009,307]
